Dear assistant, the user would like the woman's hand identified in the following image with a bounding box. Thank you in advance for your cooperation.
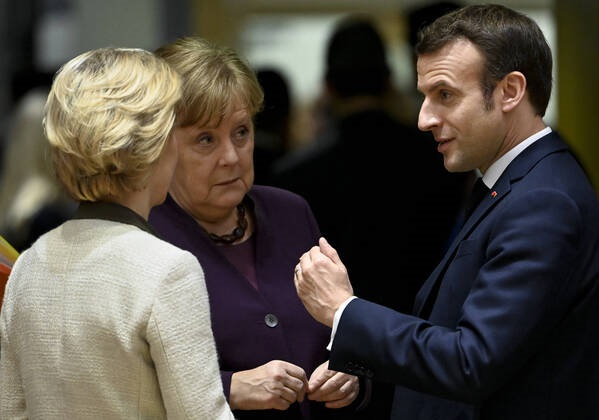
[229,360,308,411]
[307,360,359,409]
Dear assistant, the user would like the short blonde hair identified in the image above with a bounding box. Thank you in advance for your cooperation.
[155,36,264,127]
[44,47,182,202]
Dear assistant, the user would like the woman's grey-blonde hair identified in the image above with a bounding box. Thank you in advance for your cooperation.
[43,47,182,202]
[155,36,264,128]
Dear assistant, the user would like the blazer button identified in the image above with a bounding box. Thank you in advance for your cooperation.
[264,313,279,328]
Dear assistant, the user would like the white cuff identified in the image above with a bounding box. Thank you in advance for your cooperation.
[326,296,357,351]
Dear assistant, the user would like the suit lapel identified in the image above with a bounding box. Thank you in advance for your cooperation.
[413,183,507,317]
[413,132,568,318]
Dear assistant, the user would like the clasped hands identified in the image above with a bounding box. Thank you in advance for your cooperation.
[229,359,359,411]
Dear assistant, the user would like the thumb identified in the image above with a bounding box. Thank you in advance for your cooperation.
[307,361,330,392]
[319,237,342,264]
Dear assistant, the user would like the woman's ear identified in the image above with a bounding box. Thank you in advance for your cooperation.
[500,71,526,112]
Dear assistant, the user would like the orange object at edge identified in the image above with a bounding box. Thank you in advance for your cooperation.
[0,264,9,309]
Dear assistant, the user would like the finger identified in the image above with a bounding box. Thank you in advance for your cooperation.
[307,363,333,391]
[278,385,299,405]
[284,363,308,383]
[271,392,293,411]
[312,373,358,400]
[300,246,319,265]
[307,372,343,401]
[284,366,308,402]
[277,376,307,405]
[338,376,359,396]
[289,375,308,403]
[324,387,359,409]
[296,382,307,403]
[319,237,342,264]
[324,377,360,408]
[307,372,329,392]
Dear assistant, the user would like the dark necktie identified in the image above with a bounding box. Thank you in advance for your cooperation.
[421,177,489,319]
[464,177,489,219]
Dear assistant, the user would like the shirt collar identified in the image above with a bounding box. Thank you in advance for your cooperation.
[71,201,159,237]
[482,126,552,188]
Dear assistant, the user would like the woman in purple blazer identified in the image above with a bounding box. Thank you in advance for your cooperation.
[149,36,363,420]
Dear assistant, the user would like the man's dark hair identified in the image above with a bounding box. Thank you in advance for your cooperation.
[416,4,553,116]
[407,1,463,50]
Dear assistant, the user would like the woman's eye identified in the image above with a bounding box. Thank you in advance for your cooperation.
[237,126,249,137]
[196,134,212,145]
[233,126,251,143]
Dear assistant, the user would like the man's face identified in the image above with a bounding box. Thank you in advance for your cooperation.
[416,38,506,174]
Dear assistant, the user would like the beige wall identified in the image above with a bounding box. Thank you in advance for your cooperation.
[555,0,599,193]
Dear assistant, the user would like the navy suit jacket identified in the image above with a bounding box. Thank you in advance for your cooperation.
[329,132,599,419]
[150,186,357,419]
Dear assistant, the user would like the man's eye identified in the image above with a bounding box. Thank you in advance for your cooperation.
[440,90,452,100]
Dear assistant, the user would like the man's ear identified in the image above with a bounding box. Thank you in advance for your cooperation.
[500,71,526,112]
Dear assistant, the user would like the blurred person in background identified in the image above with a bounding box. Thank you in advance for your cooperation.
[253,67,293,184]
[0,83,76,252]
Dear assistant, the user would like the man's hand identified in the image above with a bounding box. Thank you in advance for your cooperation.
[294,237,354,327]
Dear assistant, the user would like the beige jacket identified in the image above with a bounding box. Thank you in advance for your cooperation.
[0,219,234,419]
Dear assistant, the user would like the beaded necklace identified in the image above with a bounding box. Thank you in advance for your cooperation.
[208,204,247,244]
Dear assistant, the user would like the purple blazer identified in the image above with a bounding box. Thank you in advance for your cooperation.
[149,185,337,419]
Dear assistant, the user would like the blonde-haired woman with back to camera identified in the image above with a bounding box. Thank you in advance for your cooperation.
[0,47,235,419]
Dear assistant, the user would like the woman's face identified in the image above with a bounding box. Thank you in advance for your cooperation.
[169,102,255,220]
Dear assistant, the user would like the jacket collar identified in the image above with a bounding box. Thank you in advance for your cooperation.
[71,201,158,237]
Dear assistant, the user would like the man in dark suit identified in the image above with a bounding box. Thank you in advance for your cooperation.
[294,4,599,420]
